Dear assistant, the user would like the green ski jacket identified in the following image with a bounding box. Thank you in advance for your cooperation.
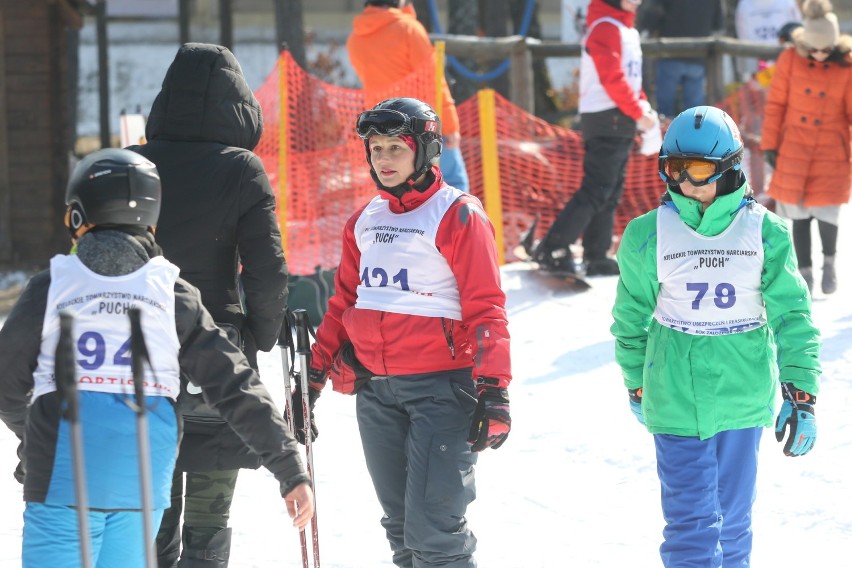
[611,183,821,439]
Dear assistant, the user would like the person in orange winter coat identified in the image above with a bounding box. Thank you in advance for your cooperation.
[760,0,852,295]
[347,0,470,193]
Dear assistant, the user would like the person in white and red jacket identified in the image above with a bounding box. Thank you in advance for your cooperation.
[291,97,511,568]
[529,0,657,277]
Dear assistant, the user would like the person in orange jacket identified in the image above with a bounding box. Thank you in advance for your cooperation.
[347,0,470,193]
[760,0,852,295]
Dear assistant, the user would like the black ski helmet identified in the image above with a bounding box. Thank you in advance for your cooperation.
[355,97,442,182]
[65,148,161,241]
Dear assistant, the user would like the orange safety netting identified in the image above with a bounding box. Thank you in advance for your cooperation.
[255,50,770,272]
[254,50,438,274]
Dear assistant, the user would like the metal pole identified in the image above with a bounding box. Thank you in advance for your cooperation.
[129,309,156,568]
[96,0,110,149]
[179,0,190,45]
[219,0,232,50]
[277,312,310,568]
[293,309,320,567]
[56,311,93,568]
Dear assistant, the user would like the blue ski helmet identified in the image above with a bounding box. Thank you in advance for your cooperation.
[659,106,744,187]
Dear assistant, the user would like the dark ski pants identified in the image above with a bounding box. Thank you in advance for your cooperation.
[23,502,165,567]
[654,427,762,568]
[356,370,478,568]
[156,468,239,567]
[542,135,634,260]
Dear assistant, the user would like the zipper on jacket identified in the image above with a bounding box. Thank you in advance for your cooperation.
[441,318,456,359]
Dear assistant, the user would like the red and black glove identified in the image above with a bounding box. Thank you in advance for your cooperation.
[467,377,511,452]
[329,342,373,394]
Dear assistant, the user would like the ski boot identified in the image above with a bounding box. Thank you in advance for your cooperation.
[178,528,232,568]
[533,246,578,276]
[584,257,620,276]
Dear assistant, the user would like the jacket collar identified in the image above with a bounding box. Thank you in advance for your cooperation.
[377,167,445,213]
[663,182,751,236]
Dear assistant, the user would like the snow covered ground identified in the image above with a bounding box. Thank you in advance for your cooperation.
[1,220,851,567]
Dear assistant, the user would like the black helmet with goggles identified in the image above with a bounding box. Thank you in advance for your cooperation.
[355,97,442,181]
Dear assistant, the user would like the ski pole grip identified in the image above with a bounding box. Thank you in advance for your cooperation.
[277,310,294,349]
[292,309,312,355]
[128,308,147,406]
[56,310,79,422]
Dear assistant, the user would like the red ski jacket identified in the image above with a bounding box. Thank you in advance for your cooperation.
[310,168,511,392]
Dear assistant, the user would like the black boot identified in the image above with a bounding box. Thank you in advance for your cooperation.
[177,528,232,568]
[533,245,577,275]
[585,257,620,276]
[518,216,540,258]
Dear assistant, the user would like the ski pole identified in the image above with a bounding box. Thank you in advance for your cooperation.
[128,308,157,568]
[277,311,310,568]
[293,309,320,567]
[56,311,93,568]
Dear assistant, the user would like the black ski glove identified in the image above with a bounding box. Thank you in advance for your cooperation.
[468,377,511,452]
[763,149,777,169]
[330,342,373,394]
[289,373,322,445]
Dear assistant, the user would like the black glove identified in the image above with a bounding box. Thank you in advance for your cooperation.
[467,377,511,452]
[14,440,25,485]
[289,373,322,445]
[763,149,777,169]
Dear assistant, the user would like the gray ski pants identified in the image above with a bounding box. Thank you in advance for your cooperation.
[356,370,479,568]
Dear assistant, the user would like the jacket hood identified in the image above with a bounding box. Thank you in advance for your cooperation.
[587,0,636,28]
[351,5,417,37]
[145,43,263,150]
[664,181,751,236]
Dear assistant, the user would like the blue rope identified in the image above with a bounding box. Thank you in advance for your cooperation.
[426,0,536,82]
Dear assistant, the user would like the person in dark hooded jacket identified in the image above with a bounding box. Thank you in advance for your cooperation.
[127,43,289,567]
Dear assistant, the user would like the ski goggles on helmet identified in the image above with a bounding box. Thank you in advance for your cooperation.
[658,151,742,187]
[355,109,438,140]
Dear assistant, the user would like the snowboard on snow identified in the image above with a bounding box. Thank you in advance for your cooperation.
[513,218,591,292]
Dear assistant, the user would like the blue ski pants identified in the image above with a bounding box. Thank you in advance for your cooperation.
[654,427,762,568]
[356,370,478,568]
[23,502,164,568]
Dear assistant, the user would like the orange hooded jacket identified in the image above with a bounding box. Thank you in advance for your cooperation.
[346,4,460,135]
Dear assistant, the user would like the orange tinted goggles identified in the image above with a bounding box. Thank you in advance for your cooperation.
[661,157,720,185]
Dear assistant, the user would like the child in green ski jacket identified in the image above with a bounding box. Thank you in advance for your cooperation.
[611,105,821,567]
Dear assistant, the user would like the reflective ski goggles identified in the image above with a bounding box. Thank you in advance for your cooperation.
[658,151,742,186]
[355,109,438,140]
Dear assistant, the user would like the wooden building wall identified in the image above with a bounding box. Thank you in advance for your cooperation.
[0,0,81,268]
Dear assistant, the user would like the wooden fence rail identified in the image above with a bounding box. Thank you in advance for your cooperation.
[431,34,784,114]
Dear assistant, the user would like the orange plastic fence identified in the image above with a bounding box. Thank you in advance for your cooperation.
[255,50,769,272]
[254,51,437,274]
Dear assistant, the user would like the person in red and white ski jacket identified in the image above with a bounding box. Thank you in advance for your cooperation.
[292,97,511,568]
